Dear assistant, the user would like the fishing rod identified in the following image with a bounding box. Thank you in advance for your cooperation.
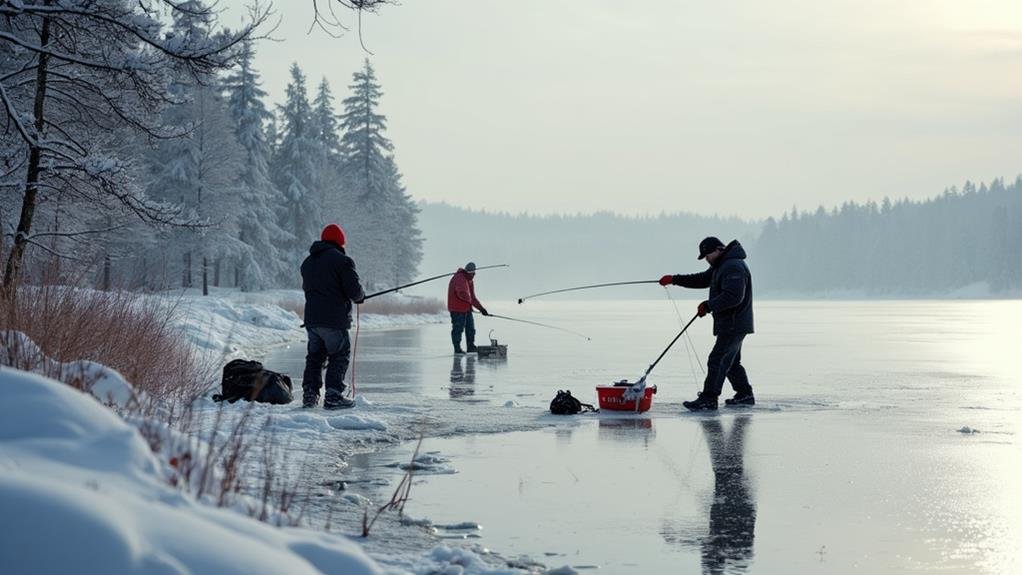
[482,312,592,341]
[517,280,660,304]
[363,264,509,300]
[623,313,700,402]
[642,313,700,382]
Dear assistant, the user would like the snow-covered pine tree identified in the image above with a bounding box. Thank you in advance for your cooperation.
[385,157,424,287]
[311,77,351,234]
[338,59,420,289]
[272,63,323,282]
[142,3,246,295]
[0,0,268,291]
[224,40,293,291]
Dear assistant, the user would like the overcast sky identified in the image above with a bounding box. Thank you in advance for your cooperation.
[224,1,1022,218]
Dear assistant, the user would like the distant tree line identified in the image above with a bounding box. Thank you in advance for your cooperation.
[755,178,1022,294]
[0,1,421,294]
[419,176,1022,298]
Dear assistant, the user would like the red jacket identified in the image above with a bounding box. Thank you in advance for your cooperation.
[447,269,483,313]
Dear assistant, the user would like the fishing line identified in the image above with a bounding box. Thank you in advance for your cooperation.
[484,313,592,340]
[664,287,703,384]
[517,280,659,304]
[349,304,361,399]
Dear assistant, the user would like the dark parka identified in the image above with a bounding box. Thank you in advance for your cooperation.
[671,240,754,336]
[301,241,366,329]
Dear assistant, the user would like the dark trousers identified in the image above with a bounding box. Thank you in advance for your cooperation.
[303,326,351,397]
[450,311,475,349]
[702,333,752,397]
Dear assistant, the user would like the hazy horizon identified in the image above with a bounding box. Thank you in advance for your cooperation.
[224,1,1022,219]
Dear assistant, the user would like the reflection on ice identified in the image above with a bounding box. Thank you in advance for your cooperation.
[700,416,755,574]
[659,416,755,574]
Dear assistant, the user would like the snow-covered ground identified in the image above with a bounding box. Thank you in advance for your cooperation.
[0,288,536,575]
[169,287,446,362]
[0,367,384,575]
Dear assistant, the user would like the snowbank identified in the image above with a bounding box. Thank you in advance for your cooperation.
[0,367,384,575]
[168,287,445,361]
[1,330,139,410]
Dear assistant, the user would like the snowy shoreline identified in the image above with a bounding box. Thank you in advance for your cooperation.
[1,288,546,575]
[170,287,446,364]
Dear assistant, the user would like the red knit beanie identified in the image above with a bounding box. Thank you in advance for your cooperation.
[321,223,346,247]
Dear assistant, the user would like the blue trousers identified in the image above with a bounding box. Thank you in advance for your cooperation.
[702,333,752,397]
[303,326,351,396]
[450,311,475,348]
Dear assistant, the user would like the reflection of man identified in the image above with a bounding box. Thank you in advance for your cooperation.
[700,416,756,574]
[448,355,476,398]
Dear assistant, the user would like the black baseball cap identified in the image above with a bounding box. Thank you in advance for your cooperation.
[697,237,725,260]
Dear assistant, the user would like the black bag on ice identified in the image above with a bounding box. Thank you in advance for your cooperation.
[549,389,597,415]
[213,359,293,405]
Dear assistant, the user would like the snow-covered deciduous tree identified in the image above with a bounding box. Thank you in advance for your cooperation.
[0,0,269,291]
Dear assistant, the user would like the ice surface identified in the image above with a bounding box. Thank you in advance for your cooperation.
[296,300,1022,574]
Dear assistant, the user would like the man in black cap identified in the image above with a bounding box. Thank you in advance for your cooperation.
[659,236,754,411]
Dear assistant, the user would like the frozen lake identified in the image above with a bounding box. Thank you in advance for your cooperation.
[267,299,1022,573]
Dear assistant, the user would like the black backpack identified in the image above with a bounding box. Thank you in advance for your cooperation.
[549,389,597,415]
[213,359,294,405]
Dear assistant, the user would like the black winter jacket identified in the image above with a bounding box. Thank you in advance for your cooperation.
[300,241,366,329]
[671,240,754,336]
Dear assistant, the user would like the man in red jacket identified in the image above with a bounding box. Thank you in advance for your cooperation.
[447,262,489,354]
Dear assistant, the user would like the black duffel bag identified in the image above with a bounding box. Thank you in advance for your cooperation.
[549,389,597,415]
[213,359,293,405]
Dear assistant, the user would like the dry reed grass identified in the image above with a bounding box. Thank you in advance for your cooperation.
[0,284,208,403]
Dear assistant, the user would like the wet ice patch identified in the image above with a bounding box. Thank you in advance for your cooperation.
[341,493,373,507]
[433,521,483,540]
[387,451,457,475]
[436,521,482,531]
[417,545,519,575]
[327,414,387,431]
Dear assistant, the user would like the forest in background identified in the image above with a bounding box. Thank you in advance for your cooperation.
[417,177,1022,298]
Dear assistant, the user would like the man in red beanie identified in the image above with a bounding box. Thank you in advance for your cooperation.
[447,261,489,354]
[300,224,365,409]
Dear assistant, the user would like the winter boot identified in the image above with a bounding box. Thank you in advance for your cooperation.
[724,391,755,407]
[324,389,355,410]
[302,388,320,409]
[466,344,478,353]
[683,392,718,412]
[454,346,465,355]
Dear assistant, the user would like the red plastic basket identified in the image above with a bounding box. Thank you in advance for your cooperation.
[596,384,657,412]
